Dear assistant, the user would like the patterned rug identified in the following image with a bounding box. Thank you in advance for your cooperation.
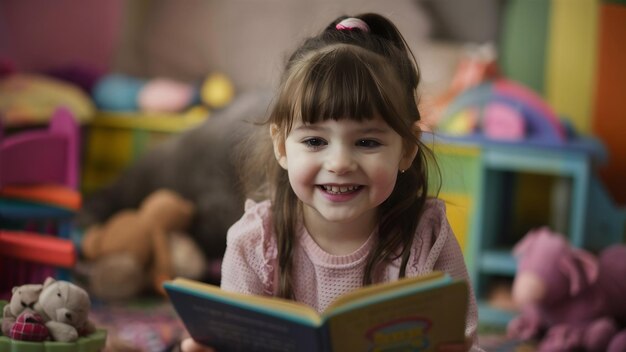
[90,298,185,352]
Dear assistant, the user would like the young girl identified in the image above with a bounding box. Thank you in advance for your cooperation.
[182,13,480,352]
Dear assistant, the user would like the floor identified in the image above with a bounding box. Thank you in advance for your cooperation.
[90,298,185,352]
[90,298,538,352]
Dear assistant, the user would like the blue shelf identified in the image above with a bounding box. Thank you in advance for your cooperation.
[478,301,517,327]
[431,137,625,328]
[479,250,517,275]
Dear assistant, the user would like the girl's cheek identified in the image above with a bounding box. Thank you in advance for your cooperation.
[372,169,399,198]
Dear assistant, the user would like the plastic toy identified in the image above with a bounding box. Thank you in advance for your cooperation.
[507,227,626,351]
[92,72,234,113]
[0,73,95,126]
[0,107,81,297]
[200,73,235,109]
[437,79,568,146]
[424,43,499,130]
[92,74,145,111]
[137,78,196,113]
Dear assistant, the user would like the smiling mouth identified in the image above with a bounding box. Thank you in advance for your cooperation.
[319,185,362,194]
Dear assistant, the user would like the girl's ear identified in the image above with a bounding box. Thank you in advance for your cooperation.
[399,122,420,171]
[270,124,288,169]
[400,144,418,171]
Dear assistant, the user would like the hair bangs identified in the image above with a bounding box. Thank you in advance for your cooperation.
[288,45,405,128]
[302,48,380,125]
[275,44,416,143]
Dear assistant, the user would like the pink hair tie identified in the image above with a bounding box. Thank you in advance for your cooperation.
[335,18,370,32]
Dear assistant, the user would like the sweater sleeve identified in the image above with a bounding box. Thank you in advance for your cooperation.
[407,199,483,351]
[220,199,278,296]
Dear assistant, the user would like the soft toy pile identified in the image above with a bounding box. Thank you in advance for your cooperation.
[1,278,96,342]
[81,188,206,301]
[77,91,272,291]
[507,227,626,351]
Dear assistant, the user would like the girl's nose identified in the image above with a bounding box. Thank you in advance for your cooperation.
[325,146,357,174]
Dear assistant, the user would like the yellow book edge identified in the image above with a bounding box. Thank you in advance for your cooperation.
[166,278,323,326]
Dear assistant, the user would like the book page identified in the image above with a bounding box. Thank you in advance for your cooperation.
[326,280,468,352]
[324,271,447,314]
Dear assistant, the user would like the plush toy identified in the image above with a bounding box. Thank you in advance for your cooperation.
[77,92,271,288]
[170,231,209,281]
[1,283,43,336]
[81,188,196,301]
[84,231,209,301]
[8,311,49,342]
[507,227,626,351]
[33,277,96,342]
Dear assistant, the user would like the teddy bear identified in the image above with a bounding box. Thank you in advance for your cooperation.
[80,188,201,301]
[1,283,43,336]
[33,277,96,342]
[507,227,626,351]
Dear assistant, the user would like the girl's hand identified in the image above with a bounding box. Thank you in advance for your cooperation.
[180,337,216,352]
[437,337,472,352]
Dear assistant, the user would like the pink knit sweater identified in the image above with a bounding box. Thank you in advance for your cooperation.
[221,199,481,349]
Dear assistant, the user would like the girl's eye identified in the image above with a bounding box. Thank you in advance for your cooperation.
[302,138,327,149]
[356,139,382,148]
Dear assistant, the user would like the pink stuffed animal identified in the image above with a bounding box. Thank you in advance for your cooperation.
[507,227,626,352]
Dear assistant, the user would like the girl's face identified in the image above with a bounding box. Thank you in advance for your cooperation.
[271,115,417,230]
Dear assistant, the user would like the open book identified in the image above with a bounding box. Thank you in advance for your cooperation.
[164,271,468,352]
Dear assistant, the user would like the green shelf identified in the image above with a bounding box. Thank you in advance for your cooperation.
[0,300,107,352]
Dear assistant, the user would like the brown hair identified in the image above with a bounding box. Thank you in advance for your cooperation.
[240,13,438,299]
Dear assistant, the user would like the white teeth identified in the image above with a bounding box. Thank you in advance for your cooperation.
[322,185,359,194]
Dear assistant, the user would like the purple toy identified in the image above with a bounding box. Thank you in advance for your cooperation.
[0,106,80,189]
[507,227,626,351]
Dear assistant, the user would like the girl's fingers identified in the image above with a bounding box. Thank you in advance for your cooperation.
[180,338,216,352]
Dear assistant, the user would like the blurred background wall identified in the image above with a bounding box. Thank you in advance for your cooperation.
[1,0,624,204]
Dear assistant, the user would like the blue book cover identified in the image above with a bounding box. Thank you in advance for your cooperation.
[164,271,467,352]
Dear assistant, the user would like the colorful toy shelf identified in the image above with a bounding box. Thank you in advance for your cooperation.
[81,111,207,195]
[430,135,626,327]
[431,74,626,326]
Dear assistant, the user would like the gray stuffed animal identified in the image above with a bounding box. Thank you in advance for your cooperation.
[77,91,272,279]
[34,278,96,342]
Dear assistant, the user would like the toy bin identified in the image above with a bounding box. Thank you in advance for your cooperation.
[0,300,107,352]
[81,111,206,195]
